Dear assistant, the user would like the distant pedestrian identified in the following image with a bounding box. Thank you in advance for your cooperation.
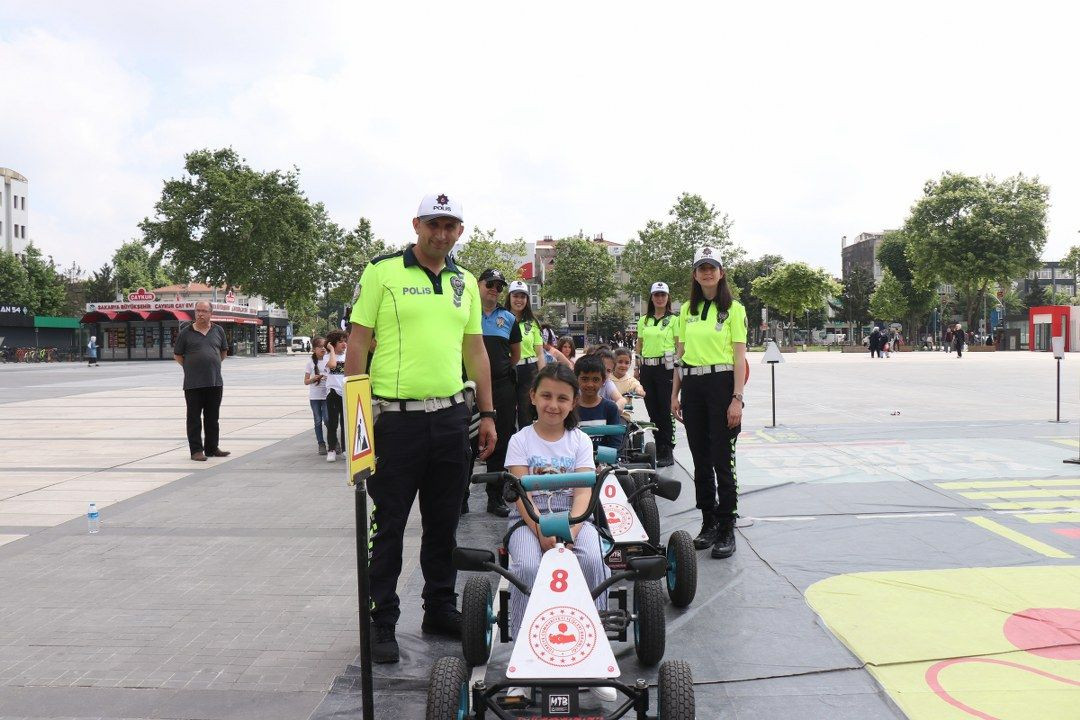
[304,337,329,454]
[324,330,348,461]
[869,327,883,358]
[954,324,965,358]
[87,335,98,366]
[173,300,230,462]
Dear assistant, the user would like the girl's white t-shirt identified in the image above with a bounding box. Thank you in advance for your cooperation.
[505,425,595,500]
[305,357,329,400]
[325,350,346,395]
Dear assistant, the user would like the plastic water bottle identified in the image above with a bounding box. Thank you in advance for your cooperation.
[87,502,100,534]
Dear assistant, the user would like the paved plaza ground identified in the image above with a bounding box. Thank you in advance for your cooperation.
[0,351,1078,719]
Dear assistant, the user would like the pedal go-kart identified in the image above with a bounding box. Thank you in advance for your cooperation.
[582,425,697,610]
[426,468,695,719]
[615,393,657,468]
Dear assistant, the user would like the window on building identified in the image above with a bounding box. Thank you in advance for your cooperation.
[20,196,25,210]
[1038,269,1053,279]
[1028,271,1036,279]
[572,312,584,323]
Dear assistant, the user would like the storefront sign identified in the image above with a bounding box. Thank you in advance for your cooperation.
[225,291,236,303]
[127,288,157,301]
[0,304,33,327]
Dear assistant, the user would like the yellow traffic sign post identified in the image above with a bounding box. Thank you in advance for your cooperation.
[345,374,376,720]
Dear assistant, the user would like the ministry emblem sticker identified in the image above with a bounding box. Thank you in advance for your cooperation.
[450,274,465,308]
[604,503,634,538]
[528,606,598,667]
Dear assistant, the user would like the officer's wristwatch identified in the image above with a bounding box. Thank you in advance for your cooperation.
[732,393,744,408]
[479,410,497,421]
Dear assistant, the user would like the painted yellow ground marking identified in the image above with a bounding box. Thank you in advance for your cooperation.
[937,479,1080,490]
[988,500,1080,510]
[754,429,779,443]
[960,489,1080,499]
[1017,512,1080,524]
[806,566,1080,720]
[1049,438,1079,448]
[965,517,1073,559]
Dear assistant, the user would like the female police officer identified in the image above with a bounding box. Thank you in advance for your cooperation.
[507,279,546,430]
[670,246,746,559]
[635,281,677,467]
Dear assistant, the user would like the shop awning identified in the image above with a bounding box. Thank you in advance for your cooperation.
[212,316,261,325]
[114,309,150,321]
[80,310,117,323]
[34,316,82,329]
[146,309,193,322]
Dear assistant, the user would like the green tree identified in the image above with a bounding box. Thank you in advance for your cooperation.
[835,265,875,341]
[0,250,30,306]
[728,253,784,343]
[452,227,528,281]
[869,269,909,324]
[591,301,632,343]
[621,193,742,302]
[321,213,393,330]
[111,240,172,295]
[84,264,116,303]
[876,231,935,337]
[903,172,1048,328]
[20,244,68,316]
[751,263,842,345]
[140,147,322,306]
[544,233,618,340]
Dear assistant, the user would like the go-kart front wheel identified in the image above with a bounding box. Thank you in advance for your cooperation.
[426,656,470,720]
[634,492,661,546]
[461,576,494,666]
[657,659,695,720]
[633,579,666,665]
[665,530,697,608]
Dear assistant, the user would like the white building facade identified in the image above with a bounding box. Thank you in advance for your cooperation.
[1,168,29,256]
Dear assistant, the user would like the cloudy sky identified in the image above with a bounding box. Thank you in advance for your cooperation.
[2,0,1077,277]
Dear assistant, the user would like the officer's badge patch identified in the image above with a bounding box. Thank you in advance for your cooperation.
[496,316,505,328]
[661,316,670,328]
[716,311,728,331]
[450,274,465,308]
[524,321,532,334]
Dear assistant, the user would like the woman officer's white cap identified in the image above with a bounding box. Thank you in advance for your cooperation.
[693,246,723,268]
[508,280,529,294]
[650,282,670,294]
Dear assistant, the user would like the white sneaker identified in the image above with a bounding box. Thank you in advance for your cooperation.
[326,450,336,462]
[506,686,528,698]
[590,685,617,702]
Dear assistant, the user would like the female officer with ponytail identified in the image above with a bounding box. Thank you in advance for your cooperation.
[508,280,546,429]
[671,247,746,560]
[635,281,678,467]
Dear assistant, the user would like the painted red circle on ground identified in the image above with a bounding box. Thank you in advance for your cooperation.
[1003,608,1080,660]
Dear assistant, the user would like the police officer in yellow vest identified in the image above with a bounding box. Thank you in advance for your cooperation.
[635,281,677,467]
[671,246,746,560]
[345,193,497,664]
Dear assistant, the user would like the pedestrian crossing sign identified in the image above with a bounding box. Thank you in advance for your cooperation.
[345,374,376,486]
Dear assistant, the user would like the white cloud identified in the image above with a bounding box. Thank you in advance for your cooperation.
[2,0,1078,280]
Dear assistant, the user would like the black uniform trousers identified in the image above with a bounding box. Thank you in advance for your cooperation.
[680,370,740,519]
[514,362,538,430]
[639,364,675,453]
[369,402,469,627]
[466,371,518,503]
[184,386,223,455]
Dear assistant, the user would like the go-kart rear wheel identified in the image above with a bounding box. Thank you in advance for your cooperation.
[633,580,666,666]
[635,492,661,546]
[461,576,494,666]
[426,655,470,720]
[644,441,657,468]
[665,530,697,608]
[657,659,695,720]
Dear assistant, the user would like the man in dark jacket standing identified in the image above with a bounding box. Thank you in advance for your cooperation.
[174,300,231,461]
[868,327,882,358]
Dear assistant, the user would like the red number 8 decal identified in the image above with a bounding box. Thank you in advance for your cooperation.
[604,484,616,498]
[550,569,568,592]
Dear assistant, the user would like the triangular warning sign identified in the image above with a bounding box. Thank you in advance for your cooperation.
[352,396,371,460]
[507,545,619,679]
[761,339,785,364]
[600,476,649,542]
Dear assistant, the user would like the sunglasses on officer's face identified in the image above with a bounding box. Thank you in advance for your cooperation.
[483,281,505,290]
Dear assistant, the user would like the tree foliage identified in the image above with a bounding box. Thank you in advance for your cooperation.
[544,233,618,338]
[84,264,116,303]
[621,193,741,301]
[836,264,874,335]
[903,172,1048,328]
[876,231,935,334]
[111,241,173,295]
[20,244,68,316]
[0,251,30,306]
[869,269,909,323]
[751,263,842,344]
[591,301,632,342]
[727,254,784,342]
[452,227,528,282]
[140,147,322,306]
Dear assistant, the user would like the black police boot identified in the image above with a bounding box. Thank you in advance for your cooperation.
[421,606,462,638]
[371,623,400,664]
[656,446,675,468]
[711,516,737,559]
[693,510,721,550]
[486,492,511,517]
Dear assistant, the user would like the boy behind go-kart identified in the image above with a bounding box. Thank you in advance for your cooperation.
[574,354,624,450]
[504,363,614,702]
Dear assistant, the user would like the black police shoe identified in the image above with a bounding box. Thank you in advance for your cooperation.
[371,623,399,664]
[711,519,737,559]
[656,448,675,468]
[422,606,462,638]
[460,496,470,514]
[693,513,721,550]
[486,499,511,517]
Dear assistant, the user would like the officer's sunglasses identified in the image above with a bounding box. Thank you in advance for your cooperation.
[483,281,506,290]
